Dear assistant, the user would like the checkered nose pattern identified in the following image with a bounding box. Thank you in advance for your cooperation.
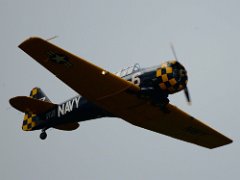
[156,61,188,94]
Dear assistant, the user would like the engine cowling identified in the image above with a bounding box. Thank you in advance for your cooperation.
[156,61,188,94]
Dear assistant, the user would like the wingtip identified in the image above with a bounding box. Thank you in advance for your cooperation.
[209,137,233,149]
[18,37,43,49]
[227,138,233,145]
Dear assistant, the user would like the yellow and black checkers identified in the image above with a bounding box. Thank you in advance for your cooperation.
[29,87,51,103]
[22,87,44,131]
[22,113,37,131]
[22,88,39,131]
[156,61,188,94]
[31,88,38,97]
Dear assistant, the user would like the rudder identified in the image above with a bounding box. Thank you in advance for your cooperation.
[29,87,51,102]
[22,87,51,131]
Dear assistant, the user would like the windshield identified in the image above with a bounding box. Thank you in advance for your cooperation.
[115,63,140,77]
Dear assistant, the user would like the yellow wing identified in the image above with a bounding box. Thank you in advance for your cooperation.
[19,37,139,101]
[19,37,232,148]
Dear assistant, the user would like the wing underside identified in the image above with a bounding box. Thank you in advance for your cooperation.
[18,37,232,148]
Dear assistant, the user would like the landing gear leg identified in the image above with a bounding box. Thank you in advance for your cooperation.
[151,97,170,112]
[40,129,47,140]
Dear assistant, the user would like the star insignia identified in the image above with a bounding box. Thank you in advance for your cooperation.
[47,51,72,68]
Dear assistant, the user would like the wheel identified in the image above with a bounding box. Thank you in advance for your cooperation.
[40,131,47,140]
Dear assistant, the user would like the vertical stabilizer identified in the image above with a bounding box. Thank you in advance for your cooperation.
[22,87,51,131]
[29,87,51,102]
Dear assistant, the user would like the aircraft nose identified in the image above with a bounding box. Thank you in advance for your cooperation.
[156,61,188,94]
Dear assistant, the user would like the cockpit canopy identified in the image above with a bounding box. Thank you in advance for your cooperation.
[115,63,140,77]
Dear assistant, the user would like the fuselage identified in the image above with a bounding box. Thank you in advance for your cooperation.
[35,61,188,130]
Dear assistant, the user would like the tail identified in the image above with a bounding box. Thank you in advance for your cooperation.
[29,87,51,102]
[22,87,52,131]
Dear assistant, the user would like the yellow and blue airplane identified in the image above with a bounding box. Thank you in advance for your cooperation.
[10,37,232,149]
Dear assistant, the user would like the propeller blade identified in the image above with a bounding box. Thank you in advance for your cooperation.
[170,43,191,105]
[170,43,178,61]
[46,35,58,41]
[184,86,191,105]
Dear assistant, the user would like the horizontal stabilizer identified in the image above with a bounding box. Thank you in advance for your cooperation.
[54,122,80,131]
[9,96,56,114]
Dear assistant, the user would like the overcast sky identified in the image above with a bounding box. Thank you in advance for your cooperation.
[1,0,239,179]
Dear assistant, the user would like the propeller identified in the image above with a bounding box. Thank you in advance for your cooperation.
[170,43,178,61]
[46,35,58,41]
[184,86,191,105]
[170,43,191,104]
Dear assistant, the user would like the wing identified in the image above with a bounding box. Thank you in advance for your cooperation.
[19,37,139,101]
[19,37,232,149]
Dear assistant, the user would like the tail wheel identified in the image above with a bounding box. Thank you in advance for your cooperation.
[40,131,47,140]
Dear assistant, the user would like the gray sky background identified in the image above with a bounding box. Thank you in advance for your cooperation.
[0,0,239,179]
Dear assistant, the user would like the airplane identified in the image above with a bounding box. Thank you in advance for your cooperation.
[9,37,232,149]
